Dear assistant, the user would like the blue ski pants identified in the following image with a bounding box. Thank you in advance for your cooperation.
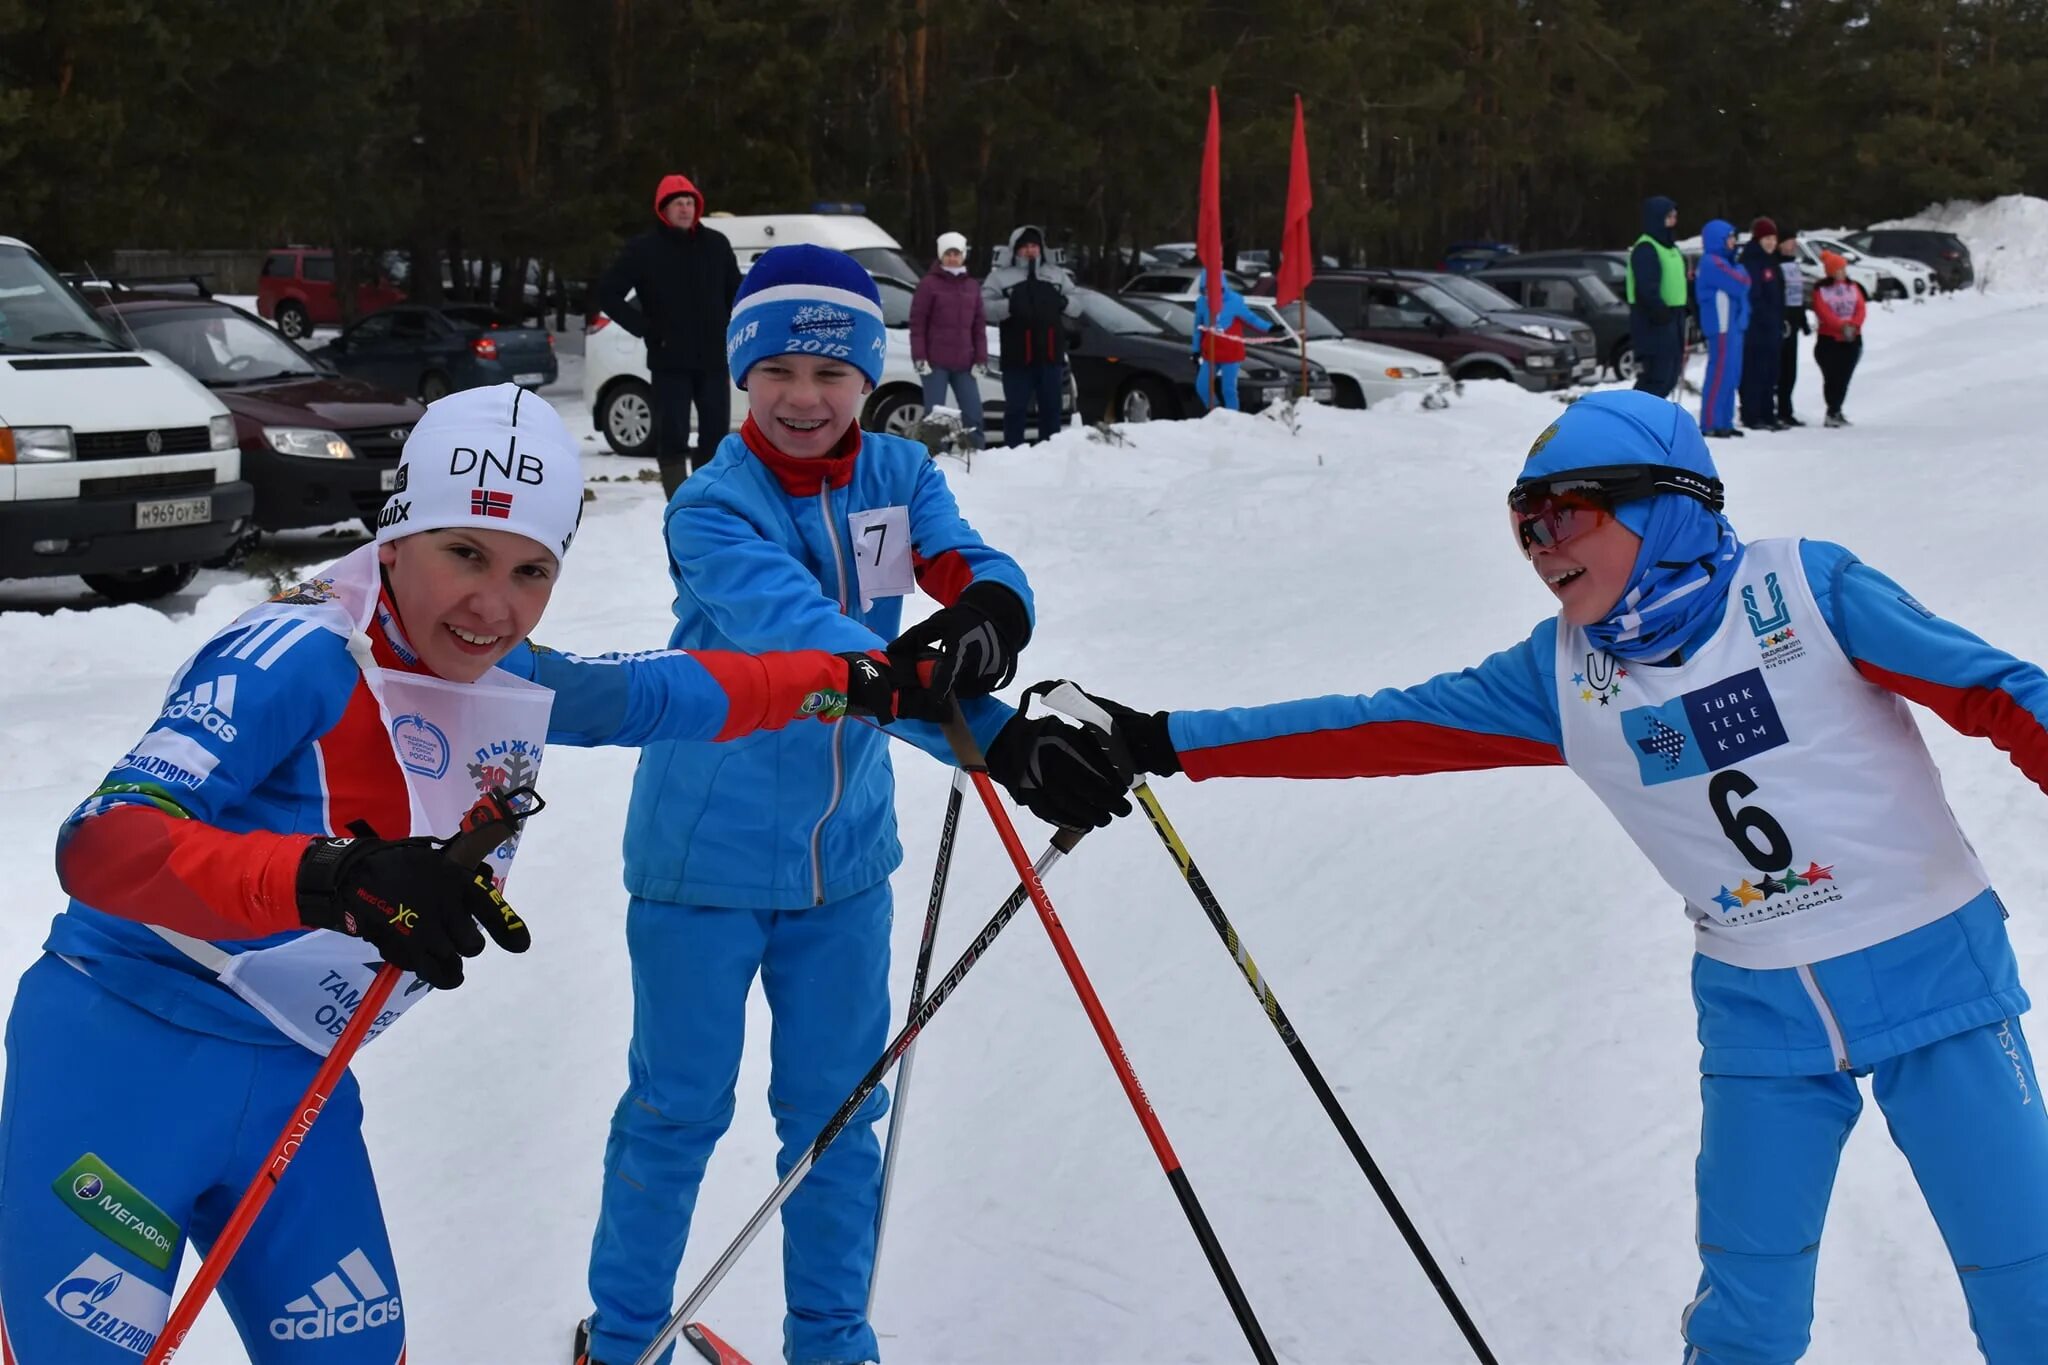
[0,955,404,1364]
[586,886,892,1365]
[1700,328,1743,432]
[1682,1018,2048,1363]
[1193,360,1243,411]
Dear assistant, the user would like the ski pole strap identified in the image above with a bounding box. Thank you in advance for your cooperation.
[1019,679,1135,787]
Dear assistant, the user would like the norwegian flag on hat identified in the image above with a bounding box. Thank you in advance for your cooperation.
[471,488,514,518]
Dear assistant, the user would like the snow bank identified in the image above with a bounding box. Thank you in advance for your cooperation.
[1875,194,2048,291]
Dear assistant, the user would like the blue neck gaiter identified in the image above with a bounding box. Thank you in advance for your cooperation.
[1584,492,1744,661]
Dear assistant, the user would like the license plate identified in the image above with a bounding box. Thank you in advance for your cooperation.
[135,496,212,530]
[380,467,400,491]
[514,371,546,386]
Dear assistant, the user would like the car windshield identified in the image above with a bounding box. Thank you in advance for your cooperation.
[1121,297,1194,337]
[873,276,914,328]
[0,246,123,352]
[849,246,922,287]
[1431,274,1520,314]
[1404,281,1485,327]
[1251,298,1345,340]
[1578,274,1621,307]
[1077,289,1171,336]
[125,306,319,384]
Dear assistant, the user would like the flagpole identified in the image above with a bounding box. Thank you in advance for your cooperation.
[1298,299,1308,398]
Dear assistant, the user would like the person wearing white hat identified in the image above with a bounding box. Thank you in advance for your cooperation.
[908,230,989,448]
[0,383,943,1364]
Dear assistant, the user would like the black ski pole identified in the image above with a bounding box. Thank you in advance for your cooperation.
[867,768,966,1316]
[937,704,1276,1365]
[632,827,1086,1365]
[1134,780,1499,1365]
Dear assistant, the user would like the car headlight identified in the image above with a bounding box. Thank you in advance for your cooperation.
[0,425,75,462]
[1525,353,1556,369]
[1516,323,1566,342]
[264,426,354,459]
[1384,366,1423,379]
[209,414,236,451]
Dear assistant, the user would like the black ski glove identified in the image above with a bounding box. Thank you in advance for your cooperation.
[1079,691,1182,777]
[296,835,530,991]
[832,650,952,723]
[985,713,1132,830]
[889,582,1032,700]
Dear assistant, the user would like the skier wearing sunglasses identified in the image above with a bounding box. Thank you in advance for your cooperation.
[1071,388,2048,1362]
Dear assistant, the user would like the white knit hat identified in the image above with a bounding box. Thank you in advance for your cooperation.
[936,231,969,258]
[375,384,584,562]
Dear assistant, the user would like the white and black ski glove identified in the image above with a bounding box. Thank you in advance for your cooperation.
[888,581,1032,699]
[296,835,530,990]
[1076,691,1181,777]
[985,713,1132,830]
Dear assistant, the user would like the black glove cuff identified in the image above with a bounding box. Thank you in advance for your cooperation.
[956,581,1033,651]
[295,838,358,928]
[1130,711,1182,776]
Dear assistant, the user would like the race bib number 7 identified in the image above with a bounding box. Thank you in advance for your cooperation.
[848,505,915,610]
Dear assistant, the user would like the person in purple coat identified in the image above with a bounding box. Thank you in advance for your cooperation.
[909,231,990,448]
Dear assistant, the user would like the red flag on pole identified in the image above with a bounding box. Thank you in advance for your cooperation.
[1197,86,1223,401]
[1274,94,1314,308]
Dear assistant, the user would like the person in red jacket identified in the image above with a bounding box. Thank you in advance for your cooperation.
[1812,250,1868,429]
[909,231,989,448]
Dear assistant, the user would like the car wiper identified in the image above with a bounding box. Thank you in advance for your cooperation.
[31,330,121,349]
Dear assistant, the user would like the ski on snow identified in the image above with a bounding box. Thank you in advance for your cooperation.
[683,1321,752,1365]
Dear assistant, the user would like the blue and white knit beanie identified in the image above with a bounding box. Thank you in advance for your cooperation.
[725,244,888,389]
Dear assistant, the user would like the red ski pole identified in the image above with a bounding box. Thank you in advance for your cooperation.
[145,786,539,1365]
[936,705,1276,1364]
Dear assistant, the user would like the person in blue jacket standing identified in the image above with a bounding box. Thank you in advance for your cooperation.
[1072,389,2048,1364]
[1739,217,1787,432]
[1190,284,1275,411]
[1695,219,1750,439]
[576,245,1129,1365]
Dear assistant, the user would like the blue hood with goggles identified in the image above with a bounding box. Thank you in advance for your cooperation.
[1514,390,1742,661]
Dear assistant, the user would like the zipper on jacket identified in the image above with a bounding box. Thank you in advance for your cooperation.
[1795,963,1853,1071]
[808,481,852,906]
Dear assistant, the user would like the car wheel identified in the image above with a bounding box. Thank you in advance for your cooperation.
[275,301,310,340]
[1331,376,1366,410]
[1875,279,1905,301]
[1117,375,1174,423]
[1452,361,1513,382]
[599,380,655,457]
[419,371,452,402]
[81,563,200,603]
[1609,342,1637,382]
[864,386,925,437]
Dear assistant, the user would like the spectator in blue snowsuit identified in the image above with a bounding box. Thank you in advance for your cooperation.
[0,386,935,1365]
[1627,195,1686,399]
[577,246,1129,1365]
[1071,389,2048,1364]
[1695,219,1750,438]
[1191,285,1275,411]
[1739,217,1787,431]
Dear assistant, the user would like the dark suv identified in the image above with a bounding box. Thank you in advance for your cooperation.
[1272,270,1571,391]
[1841,229,1973,291]
[1473,264,1634,379]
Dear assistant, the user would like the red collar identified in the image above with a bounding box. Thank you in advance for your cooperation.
[371,581,436,675]
[741,414,861,496]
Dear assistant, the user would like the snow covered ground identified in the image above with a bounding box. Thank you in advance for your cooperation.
[4,282,2047,1363]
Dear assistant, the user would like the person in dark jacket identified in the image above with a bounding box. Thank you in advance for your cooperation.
[982,225,1077,446]
[1626,195,1686,398]
[909,231,989,447]
[1739,216,1786,432]
[595,173,743,494]
[1777,226,1810,426]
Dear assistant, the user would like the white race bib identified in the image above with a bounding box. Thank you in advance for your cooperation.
[847,504,915,610]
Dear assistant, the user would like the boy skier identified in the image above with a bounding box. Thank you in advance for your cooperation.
[1074,389,2048,1363]
[1190,283,1276,411]
[578,245,1128,1365]
[0,384,941,1363]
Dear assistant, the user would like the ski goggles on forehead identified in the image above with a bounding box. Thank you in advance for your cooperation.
[1507,463,1724,557]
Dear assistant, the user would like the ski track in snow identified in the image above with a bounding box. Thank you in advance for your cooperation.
[4,288,2045,1363]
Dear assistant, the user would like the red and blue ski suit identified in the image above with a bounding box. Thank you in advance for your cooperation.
[586,418,1030,1365]
[1159,544,2048,1362]
[1695,219,1750,433]
[1192,287,1275,411]
[0,579,860,1365]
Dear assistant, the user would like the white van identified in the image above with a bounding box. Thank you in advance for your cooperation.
[701,213,923,285]
[1,237,254,601]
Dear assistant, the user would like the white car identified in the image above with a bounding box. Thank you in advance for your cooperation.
[1118,289,1452,409]
[1800,231,1933,301]
[585,275,1072,455]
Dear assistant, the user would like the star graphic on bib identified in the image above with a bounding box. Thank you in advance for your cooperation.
[1759,875,1788,898]
[1581,688,1594,702]
[1571,672,1586,686]
[1712,886,1744,913]
[1733,880,1764,906]
[1780,867,1809,890]
[1803,862,1835,884]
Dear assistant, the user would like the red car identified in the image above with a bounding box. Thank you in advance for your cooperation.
[257,247,406,340]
